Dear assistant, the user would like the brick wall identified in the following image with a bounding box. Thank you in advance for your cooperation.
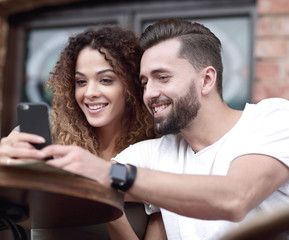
[254,0,289,102]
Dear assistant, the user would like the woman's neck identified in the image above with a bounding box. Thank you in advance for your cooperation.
[96,125,122,161]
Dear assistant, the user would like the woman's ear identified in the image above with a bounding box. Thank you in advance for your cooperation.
[200,66,217,96]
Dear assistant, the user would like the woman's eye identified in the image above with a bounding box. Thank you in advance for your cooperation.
[141,80,147,88]
[101,78,113,84]
[75,79,86,86]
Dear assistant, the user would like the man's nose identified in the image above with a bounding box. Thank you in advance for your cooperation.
[143,80,160,103]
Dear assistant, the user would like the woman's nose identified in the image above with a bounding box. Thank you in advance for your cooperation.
[84,82,101,98]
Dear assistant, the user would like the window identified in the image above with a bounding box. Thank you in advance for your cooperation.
[1,0,256,136]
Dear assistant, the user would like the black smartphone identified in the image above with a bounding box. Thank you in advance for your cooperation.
[17,102,52,150]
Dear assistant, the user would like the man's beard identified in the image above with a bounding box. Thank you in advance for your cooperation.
[154,82,201,135]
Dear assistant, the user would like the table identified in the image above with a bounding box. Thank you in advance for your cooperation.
[221,207,289,240]
[0,162,124,231]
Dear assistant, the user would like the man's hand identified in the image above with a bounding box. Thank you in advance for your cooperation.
[42,145,111,186]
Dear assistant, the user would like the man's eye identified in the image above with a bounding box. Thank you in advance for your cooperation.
[159,75,168,80]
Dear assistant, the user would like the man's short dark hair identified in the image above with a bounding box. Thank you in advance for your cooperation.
[140,19,223,98]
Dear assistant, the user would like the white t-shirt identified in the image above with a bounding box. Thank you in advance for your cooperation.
[114,98,289,240]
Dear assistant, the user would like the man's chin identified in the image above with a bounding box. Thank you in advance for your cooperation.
[154,124,181,136]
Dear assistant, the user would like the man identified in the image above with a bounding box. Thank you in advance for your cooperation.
[38,19,289,239]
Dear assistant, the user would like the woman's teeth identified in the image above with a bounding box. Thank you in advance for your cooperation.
[88,104,106,110]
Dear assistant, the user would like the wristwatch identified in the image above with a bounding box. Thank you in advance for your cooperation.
[109,163,137,192]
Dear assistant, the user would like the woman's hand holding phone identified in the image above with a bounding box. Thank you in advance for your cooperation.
[0,131,47,164]
[0,102,52,164]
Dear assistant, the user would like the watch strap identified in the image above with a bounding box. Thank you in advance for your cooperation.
[120,164,137,192]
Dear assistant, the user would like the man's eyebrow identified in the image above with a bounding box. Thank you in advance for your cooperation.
[139,68,170,81]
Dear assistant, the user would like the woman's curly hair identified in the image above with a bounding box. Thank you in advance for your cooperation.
[47,26,155,155]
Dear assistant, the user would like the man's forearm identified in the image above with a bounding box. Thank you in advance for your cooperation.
[127,167,243,221]
[125,154,289,222]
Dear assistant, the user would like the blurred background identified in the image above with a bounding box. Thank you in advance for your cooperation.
[0,0,288,137]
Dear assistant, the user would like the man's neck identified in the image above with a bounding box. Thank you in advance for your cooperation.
[181,101,243,153]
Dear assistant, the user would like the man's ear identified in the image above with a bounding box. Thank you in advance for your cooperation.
[200,66,217,96]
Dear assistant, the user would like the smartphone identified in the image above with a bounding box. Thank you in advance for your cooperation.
[17,102,52,150]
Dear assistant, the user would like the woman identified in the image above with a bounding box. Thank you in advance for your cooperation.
[0,26,165,239]
[49,27,154,159]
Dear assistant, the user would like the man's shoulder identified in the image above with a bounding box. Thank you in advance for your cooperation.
[245,98,289,117]
[254,98,289,110]
[114,134,185,167]
[133,133,183,147]
[240,98,289,134]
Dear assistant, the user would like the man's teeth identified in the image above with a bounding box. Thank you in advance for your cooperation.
[154,105,168,113]
[88,104,106,110]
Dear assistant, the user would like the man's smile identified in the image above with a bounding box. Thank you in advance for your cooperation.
[153,104,170,113]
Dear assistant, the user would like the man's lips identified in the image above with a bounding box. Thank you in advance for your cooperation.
[151,103,170,114]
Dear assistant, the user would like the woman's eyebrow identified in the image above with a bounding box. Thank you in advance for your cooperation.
[95,69,115,75]
[75,69,115,76]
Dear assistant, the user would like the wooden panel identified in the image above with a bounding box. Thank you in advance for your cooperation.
[0,162,123,229]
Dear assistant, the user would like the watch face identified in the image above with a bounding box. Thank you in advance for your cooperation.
[110,164,127,186]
